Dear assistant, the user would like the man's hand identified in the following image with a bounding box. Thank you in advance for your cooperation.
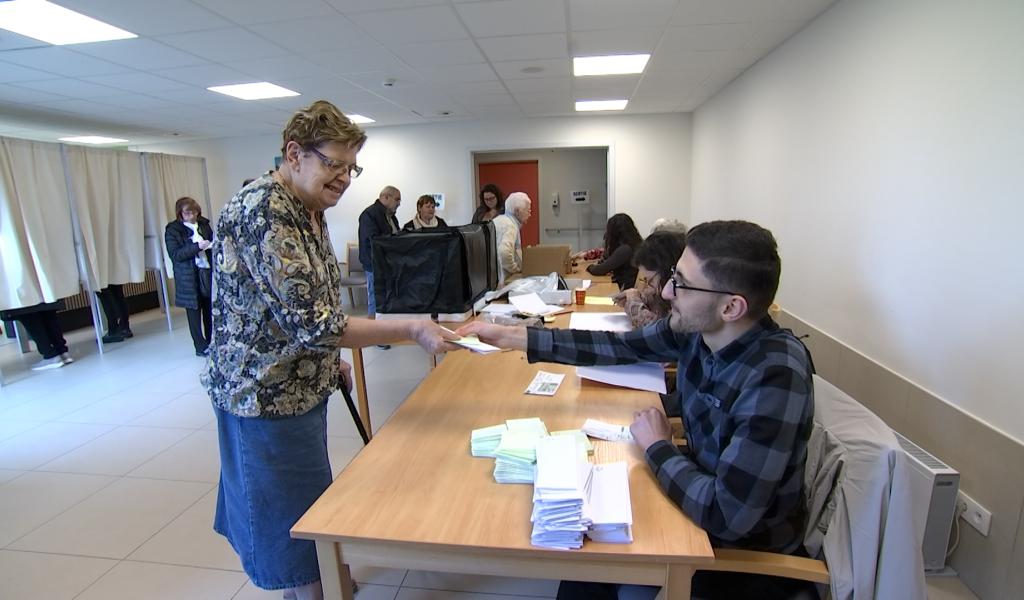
[412,321,462,354]
[456,322,528,352]
[339,358,353,392]
[630,407,672,452]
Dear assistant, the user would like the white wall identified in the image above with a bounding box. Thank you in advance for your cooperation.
[136,113,691,260]
[691,0,1024,441]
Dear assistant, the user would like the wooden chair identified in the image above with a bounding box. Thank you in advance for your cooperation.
[697,375,926,599]
[339,242,367,307]
[521,244,571,276]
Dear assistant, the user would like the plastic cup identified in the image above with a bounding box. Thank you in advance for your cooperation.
[574,288,586,305]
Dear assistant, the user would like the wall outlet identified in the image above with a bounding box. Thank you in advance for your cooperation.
[958,490,992,536]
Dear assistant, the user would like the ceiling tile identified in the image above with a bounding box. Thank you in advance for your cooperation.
[271,76,383,105]
[673,0,780,25]
[0,61,59,84]
[659,24,756,53]
[34,98,129,117]
[349,6,468,43]
[158,28,290,63]
[15,78,123,99]
[343,69,426,90]
[456,0,566,37]
[93,93,183,111]
[639,69,711,94]
[569,0,677,32]
[451,80,507,95]
[327,0,447,13]
[648,48,760,72]
[467,105,522,118]
[226,56,334,82]
[0,83,67,104]
[2,47,130,77]
[247,16,375,53]
[478,34,568,62]
[418,63,497,83]
[570,30,661,56]
[392,40,485,67]
[150,87,227,105]
[194,0,338,24]
[626,94,686,113]
[572,74,640,96]
[82,72,189,94]
[306,45,409,76]
[56,0,233,35]
[744,20,807,50]
[492,59,570,80]
[155,64,257,87]
[74,39,208,70]
[504,77,571,94]
[456,92,517,107]
[0,30,46,52]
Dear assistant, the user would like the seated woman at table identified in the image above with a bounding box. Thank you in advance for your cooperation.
[613,230,687,328]
[584,213,643,289]
[403,194,448,230]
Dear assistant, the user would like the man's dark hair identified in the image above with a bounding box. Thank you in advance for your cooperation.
[685,220,781,318]
[633,230,687,284]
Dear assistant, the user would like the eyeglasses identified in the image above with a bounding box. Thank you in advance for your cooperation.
[308,146,363,178]
[667,275,742,299]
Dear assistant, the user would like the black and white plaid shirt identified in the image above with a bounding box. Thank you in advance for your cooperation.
[527,316,814,553]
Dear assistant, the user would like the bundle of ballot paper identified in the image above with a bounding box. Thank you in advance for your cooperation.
[470,423,507,457]
[492,418,549,484]
[531,435,592,549]
[530,435,634,549]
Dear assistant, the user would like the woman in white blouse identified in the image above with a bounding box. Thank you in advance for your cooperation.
[164,196,214,356]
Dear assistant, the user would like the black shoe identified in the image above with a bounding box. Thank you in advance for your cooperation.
[120,327,134,338]
[195,348,209,357]
[102,332,125,343]
[376,344,391,350]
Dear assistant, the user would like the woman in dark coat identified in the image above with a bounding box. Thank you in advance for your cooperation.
[165,196,214,356]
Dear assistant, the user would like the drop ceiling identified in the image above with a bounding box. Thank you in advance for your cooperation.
[0,0,836,144]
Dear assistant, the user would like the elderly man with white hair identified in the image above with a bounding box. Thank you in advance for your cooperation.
[490,192,532,281]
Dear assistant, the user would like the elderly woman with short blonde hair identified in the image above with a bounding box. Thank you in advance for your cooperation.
[203,100,459,600]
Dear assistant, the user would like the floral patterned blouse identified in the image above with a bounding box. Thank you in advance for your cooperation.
[202,172,348,418]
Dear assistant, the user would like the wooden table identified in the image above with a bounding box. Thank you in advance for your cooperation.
[295,287,713,599]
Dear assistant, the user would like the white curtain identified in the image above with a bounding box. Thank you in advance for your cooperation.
[64,146,145,290]
[143,153,209,277]
[0,137,80,311]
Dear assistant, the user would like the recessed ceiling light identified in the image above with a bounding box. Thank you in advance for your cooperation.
[59,135,129,145]
[347,114,375,124]
[0,0,136,45]
[575,100,629,112]
[207,82,300,100]
[573,54,650,77]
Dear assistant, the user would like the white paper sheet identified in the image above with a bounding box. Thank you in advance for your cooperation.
[576,363,667,393]
[568,312,632,332]
[526,371,566,396]
[509,292,562,316]
[480,303,518,314]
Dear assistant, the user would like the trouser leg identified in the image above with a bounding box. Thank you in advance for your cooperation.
[110,284,130,332]
[17,313,60,359]
[186,307,207,352]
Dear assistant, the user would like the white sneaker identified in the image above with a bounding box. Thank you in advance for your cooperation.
[30,356,65,371]
[60,352,74,364]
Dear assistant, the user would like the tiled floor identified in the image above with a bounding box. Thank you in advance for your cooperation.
[0,308,981,599]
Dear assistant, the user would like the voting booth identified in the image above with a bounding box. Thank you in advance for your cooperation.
[371,222,498,318]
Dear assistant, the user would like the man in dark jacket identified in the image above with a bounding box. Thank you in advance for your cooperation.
[357,186,400,317]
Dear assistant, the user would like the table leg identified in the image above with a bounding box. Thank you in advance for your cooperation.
[315,540,355,600]
[351,347,371,440]
[655,564,694,600]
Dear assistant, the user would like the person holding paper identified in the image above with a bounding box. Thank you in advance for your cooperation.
[204,101,461,600]
[460,220,815,600]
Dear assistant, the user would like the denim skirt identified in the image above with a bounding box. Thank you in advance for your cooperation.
[213,401,333,590]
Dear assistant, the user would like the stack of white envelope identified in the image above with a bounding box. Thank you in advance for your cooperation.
[470,423,508,457]
[530,435,593,549]
[585,461,634,543]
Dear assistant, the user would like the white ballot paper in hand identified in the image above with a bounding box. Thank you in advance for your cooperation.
[440,326,501,354]
[526,371,566,396]
[582,418,634,442]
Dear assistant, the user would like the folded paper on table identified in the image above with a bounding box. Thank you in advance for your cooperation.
[568,312,631,332]
[577,362,666,393]
[584,296,615,306]
[509,292,562,316]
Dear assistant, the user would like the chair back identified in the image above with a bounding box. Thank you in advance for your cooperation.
[346,242,363,275]
[521,244,570,276]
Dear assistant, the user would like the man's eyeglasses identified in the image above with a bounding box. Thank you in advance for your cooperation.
[308,147,363,178]
[667,275,742,299]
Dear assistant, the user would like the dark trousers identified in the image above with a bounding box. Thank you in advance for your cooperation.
[17,310,68,359]
[186,293,212,352]
[96,284,130,334]
[557,570,817,600]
